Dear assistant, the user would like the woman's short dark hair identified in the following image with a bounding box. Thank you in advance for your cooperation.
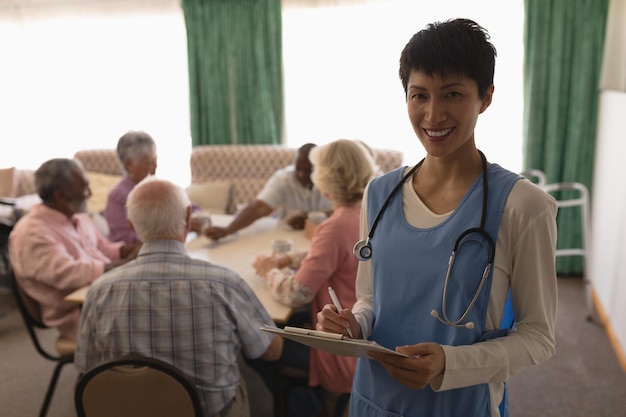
[399,18,496,99]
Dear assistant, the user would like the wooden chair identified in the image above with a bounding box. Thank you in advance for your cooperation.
[9,264,75,417]
[74,355,203,417]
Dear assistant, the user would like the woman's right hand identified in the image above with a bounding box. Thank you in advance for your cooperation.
[316,303,362,339]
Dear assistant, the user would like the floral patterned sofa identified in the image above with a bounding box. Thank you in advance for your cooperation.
[189,144,404,214]
[2,144,404,219]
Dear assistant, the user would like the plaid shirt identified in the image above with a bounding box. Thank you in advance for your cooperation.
[75,240,276,417]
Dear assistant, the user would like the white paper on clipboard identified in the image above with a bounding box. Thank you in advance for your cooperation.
[260,325,408,359]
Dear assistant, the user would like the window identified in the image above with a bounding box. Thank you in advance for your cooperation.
[0,0,523,188]
[0,2,191,185]
[283,0,524,171]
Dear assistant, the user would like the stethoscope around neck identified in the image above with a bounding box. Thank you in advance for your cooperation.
[353,150,495,329]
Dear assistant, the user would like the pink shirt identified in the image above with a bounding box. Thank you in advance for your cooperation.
[266,204,360,393]
[9,204,123,340]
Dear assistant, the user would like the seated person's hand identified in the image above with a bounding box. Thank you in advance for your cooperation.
[190,216,211,234]
[253,255,279,277]
[203,226,229,240]
[105,243,142,272]
[253,253,290,277]
[121,242,142,260]
[285,211,307,230]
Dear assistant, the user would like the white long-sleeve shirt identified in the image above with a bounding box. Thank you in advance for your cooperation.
[352,169,558,417]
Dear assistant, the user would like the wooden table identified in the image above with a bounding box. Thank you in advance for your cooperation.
[64,214,311,324]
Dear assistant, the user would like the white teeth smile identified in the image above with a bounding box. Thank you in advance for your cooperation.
[425,128,453,137]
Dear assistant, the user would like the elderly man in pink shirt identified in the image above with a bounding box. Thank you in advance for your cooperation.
[9,158,140,340]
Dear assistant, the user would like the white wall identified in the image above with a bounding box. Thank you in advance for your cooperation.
[590,0,626,365]
[591,90,626,361]
[599,0,626,91]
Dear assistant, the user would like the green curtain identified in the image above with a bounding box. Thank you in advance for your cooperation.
[182,0,283,146]
[523,0,609,275]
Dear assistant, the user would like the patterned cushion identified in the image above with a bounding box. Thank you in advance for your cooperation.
[85,171,122,214]
[186,181,232,214]
[229,179,269,214]
[73,149,124,214]
[190,145,295,213]
[74,149,124,176]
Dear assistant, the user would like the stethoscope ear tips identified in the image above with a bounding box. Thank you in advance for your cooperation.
[353,239,372,261]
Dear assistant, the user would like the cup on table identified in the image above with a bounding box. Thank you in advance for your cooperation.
[307,211,328,224]
[304,211,327,239]
[271,239,292,255]
[192,212,212,234]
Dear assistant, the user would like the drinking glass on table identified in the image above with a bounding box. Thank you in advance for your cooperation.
[271,239,292,255]
[190,212,212,234]
[253,239,292,277]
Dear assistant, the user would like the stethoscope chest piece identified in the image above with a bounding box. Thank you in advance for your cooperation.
[353,239,372,261]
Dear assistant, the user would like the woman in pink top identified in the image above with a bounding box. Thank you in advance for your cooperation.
[253,139,376,410]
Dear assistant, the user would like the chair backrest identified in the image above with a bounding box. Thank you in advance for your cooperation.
[12,276,44,327]
[10,262,77,357]
[75,355,203,417]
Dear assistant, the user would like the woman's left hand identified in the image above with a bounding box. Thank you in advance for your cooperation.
[253,255,280,277]
[367,342,445,390]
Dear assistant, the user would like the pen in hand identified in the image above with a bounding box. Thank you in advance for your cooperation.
[328,286,354,338]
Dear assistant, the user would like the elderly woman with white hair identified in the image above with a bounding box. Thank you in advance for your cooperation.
[253,138,376,413]
[104,130,157,244]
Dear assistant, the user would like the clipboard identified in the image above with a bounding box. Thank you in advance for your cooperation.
[260,325,408,359]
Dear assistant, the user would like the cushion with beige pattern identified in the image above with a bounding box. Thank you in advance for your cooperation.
[74,149,124,176]
[186,181,232,215]
[85,171,122,214]
[190,145,295,214]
